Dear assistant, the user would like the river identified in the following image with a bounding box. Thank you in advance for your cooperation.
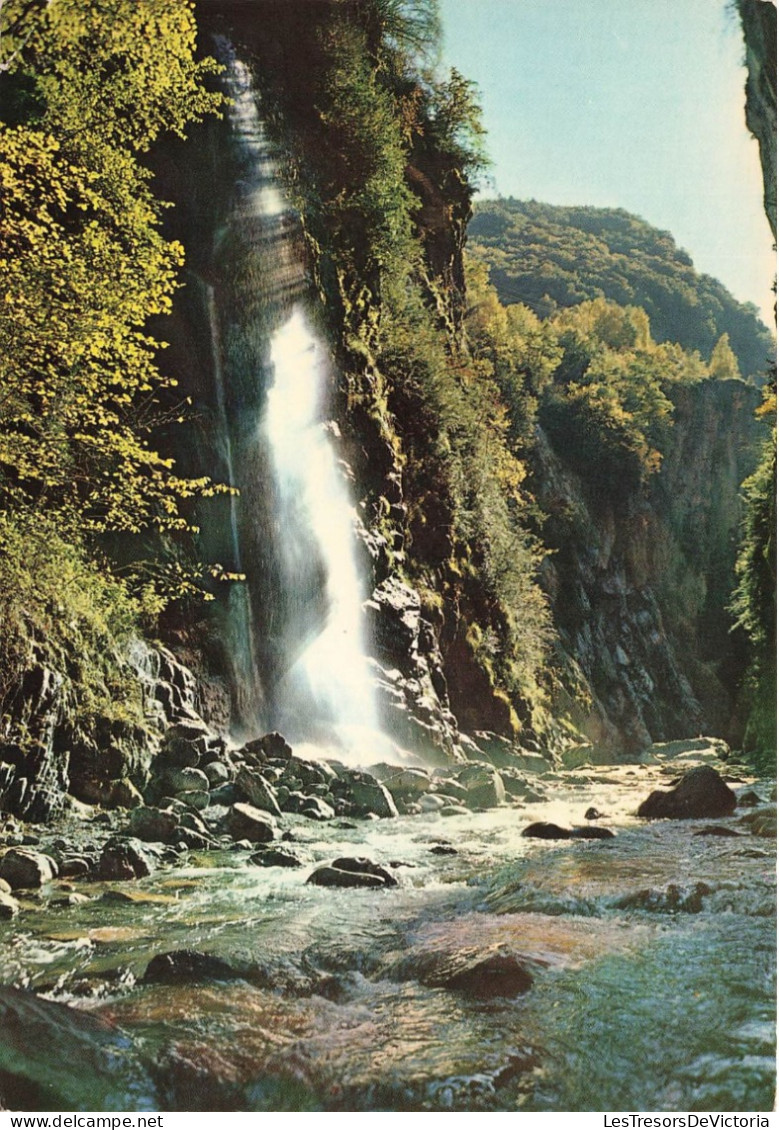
[0,751,773,1112]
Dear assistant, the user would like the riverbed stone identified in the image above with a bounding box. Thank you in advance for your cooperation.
[300,796,335,821]
[457,764,506,809]
[226,802,278,844]
[419,793,447,812]
[570,825,616,840]
[235,767,282,817]
[175,789,210,812]
[615,882,712,914]
[737,806,776,838]
[144,949,248,985]
[160,720,212,768]
[209,782,239,807]
[637,766,737,819]
[498,770,544,802]
[396,946,544,998]
[249,848,304,868]
[203,761,230,788]
[129,805,180,843]
[57,856,91,878]
[240,732,292,764]
[308,856,397,889]
[693,825,743,837]
[521,822,572,840]
[0,890,19,918]
[348,778,398,819]
[307,865,384,889]
[384,768,432,801]
[0,848,57,889]
[162,766,210,796]
[331,857,398,886]
[96,837,155,880]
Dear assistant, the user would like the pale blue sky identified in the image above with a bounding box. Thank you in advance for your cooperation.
[440,0,776,327]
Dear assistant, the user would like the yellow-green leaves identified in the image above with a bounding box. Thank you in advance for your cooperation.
[0,0,225,584]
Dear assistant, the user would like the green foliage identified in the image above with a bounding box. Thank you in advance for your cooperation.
[0,0,228,763]
[0,510,147,735]
[419,67,488,183]
[536,298,704,494]
[464,256,561,446]
[709,332,742,380]
[469,198,775,381]
[732,414,776,768]
[379,291,552,703]
[0,0,224,563]
[316,13,418,298]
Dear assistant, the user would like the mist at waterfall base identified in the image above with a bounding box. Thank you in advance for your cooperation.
[209,48,402,768]
[263,305,395,765]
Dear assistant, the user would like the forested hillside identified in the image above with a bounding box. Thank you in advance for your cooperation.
[468,198,774,381]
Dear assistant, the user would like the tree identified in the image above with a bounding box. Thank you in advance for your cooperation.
[0,0,225,566]
[709,332,742,380]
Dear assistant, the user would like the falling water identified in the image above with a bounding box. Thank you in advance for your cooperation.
[212,42,382,760]
[264,306,381,756]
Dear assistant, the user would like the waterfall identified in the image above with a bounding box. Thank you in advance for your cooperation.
[264,305,381,757]
[209,42,384,762]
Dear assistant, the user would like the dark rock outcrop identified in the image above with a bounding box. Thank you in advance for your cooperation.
[249,847,304,868]
[307,857,397,889]
[0,848,57,889]
[637,766,737,819]
[225,802,278,843]
[0,986,156,1110]
[96,837,155,881]
[739,0,777,240]
[143,950,247,985]
[521,822,572,840]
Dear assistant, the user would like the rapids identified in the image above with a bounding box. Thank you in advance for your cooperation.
[0,758,774,1112]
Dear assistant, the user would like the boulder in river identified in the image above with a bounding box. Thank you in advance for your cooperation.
[570,825,616,840]
[429,952,537,998]
[161,765,210,796]
[0,986,156,1109]
[144,949,248,985]
[235,766,282,817]
[307,856,397,889]
[614,881,712,914]
[637,765,737,819]
[226,802,278,843]
[521,822,572,840]
[128,805,179,843]
[0,847,57,889]
[737,806,776,838]
[457,763,506,809]
[300,795,335,821]
[249,848,304,868]
[240,731,292,764]
[392,945,546,999]
[96,837,155,880]
[347,778,398,819]
[0,889,19,918]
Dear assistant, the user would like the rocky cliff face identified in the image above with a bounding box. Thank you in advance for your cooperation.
[739,0,777,240]
[537,377,763,756]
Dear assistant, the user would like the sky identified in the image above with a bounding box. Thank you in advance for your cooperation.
[439,0,776,328]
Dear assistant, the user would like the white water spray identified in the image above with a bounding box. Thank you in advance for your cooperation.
[213,41,386,762]
[265,307,383,761]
